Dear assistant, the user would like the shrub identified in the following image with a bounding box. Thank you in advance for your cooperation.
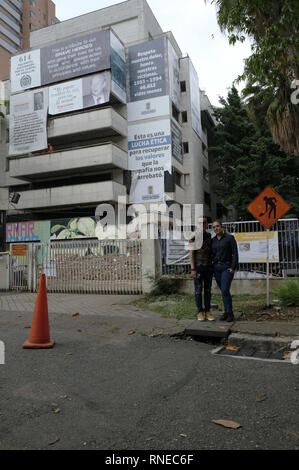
[274,278,299,307]
[146,273,181,297]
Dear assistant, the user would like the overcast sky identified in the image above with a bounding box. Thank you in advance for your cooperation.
[53,0,252,106]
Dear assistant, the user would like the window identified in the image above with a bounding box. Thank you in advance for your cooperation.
[29,23,35,31]
[182,111,188,123]
[183,142,189,154]
[204,191,211,209]
[180,81,186,92]
[29,11,36,19]
[29,0,36,6]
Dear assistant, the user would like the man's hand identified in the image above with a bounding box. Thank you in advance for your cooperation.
[228,268,235,274]
[191,269,197,279]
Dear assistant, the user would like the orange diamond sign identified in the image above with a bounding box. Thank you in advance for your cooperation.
[247,186,290,229]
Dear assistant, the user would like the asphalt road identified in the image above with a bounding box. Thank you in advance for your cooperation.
[0,308,298,450]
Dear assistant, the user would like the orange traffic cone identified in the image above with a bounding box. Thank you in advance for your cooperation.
[23,274,55,349]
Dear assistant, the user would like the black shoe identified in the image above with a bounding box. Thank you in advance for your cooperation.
[219,313,228,322]
[226,313,235,323]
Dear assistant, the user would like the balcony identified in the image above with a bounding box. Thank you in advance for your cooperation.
[9,144,128,181]
[14,181,127,211]
[48,108,127,145]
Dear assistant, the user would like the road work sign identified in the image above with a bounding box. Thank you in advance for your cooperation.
[247,186,290,229]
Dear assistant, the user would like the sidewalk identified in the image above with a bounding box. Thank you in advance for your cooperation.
[1,291,298,344]
[0,292,191,340]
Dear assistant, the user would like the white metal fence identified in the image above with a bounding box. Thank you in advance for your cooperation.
[161,219,299,278]
[9,239,142,294]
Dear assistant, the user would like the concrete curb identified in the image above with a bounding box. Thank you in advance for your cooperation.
[227,332,299,352]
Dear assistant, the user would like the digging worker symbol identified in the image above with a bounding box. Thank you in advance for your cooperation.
[259,196,277,220]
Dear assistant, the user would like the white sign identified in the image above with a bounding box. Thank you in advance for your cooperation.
[233,232,279,263]
[168,41,181,111]
[49,79,83,115]
[128,119,172,173]
[127,96,170,122]
[166,238,189,265]
[129,169,165,204]
[9,88,48,156]
[11,49,41,93]
[49,72,111,115]
[189,59,202,138]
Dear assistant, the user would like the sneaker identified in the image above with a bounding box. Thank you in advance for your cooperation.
[197,312,205,321]
[206,311,215,322]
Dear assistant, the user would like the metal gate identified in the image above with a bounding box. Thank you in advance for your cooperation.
[9,239,142,294]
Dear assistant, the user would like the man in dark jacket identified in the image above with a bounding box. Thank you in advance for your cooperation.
[212,221,239,323]
[189,217,214,322]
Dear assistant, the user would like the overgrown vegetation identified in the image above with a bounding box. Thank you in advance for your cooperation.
[207,0,299,156]
[274,278,299,306]
[146,273,181,297]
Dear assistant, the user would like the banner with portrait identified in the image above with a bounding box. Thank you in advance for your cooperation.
[49,71,111,115]
[9,88,48,156]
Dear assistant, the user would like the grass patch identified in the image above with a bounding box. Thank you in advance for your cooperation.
[131,292,299,321]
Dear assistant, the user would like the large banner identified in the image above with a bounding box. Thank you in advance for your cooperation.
[9,88,48,156]
[168,41,181,111]
[128,120,172,173]
[233,232,280,263]
[128,37,167,103]
[11,30,115,93]
[110,32,126,104]
[189,59,202,138]
[49,71,111,115]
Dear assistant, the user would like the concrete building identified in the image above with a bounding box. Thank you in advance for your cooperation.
[0,0,229,250]
[0,0,58,81]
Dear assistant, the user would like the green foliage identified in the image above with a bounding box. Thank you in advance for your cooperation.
[209,86,299,218]
[146,273,181,297]
[274,278,299,307]
[207,0,299,155]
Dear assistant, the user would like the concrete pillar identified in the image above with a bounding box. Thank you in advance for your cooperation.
[141,235,162,294]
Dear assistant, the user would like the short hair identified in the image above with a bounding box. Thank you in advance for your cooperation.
[212,220,223,226]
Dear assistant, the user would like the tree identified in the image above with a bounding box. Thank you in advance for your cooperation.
[209,86,299,219]
[207,0,299,156]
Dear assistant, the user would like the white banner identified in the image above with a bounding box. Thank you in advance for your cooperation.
[189,59,202,138]
[49,72,111,115]
[168,41,181,111]
[11,49,41,93]
[166,238,189,265]
[9,88,48,156]
[233,232,279,263]
[129,169,165,204]
[127,95,170,122]
[128,119,172,173]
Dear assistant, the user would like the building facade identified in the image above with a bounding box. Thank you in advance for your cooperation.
[0,0,229,250]
[0,0,58,81]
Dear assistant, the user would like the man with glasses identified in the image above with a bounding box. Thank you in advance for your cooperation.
[189,217,214,322]
[212,221,239,323]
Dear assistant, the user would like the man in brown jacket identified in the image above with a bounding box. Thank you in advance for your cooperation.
[189,217,214,321]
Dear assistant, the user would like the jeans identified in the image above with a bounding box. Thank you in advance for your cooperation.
[194,265,213,313]
[213,264,234,313]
